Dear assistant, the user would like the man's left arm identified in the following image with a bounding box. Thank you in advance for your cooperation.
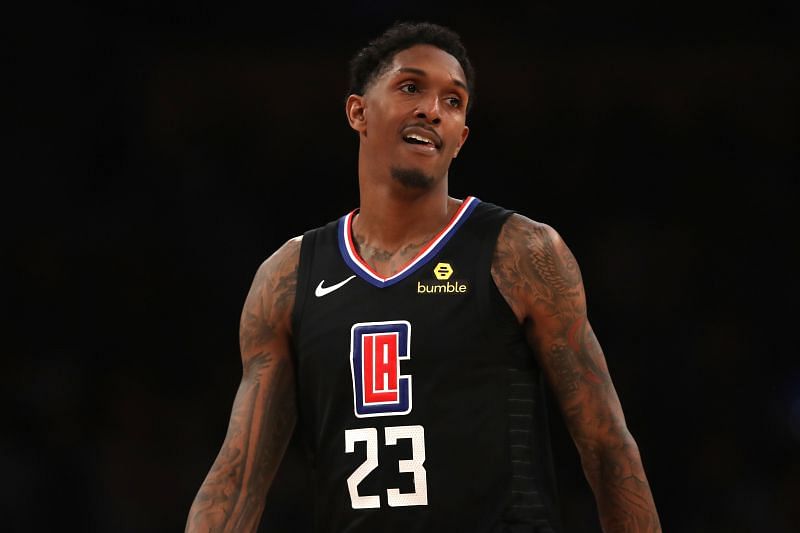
[492,214,661,532]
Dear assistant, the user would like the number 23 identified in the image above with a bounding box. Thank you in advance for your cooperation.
[345,424,428,509]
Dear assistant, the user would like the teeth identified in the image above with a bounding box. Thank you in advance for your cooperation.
[405,133,432,145]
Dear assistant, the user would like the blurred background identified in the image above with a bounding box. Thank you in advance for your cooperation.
[5,2,798,531]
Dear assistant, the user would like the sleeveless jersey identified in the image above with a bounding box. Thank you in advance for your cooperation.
[291,197,561,533]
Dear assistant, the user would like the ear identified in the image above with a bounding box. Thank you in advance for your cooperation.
[346,94,367,133]
[453,125,470,158]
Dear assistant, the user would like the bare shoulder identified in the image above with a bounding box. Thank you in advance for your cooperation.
[249,236,303,308]
[254,235,303,284]
[239,236,303,361]
[250,235,302,290]
[491,213,584,322]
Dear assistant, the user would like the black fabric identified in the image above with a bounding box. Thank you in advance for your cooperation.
[291,200,561,532]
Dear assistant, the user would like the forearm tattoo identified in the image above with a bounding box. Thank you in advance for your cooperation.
[186,239,300,533]
[492,215,660,532]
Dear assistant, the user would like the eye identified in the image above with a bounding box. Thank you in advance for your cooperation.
[400,83,419,94]
[446,97,462,108]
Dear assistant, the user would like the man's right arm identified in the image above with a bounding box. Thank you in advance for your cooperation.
[185,237,302,533]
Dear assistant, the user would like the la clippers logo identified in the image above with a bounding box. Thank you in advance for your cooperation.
[350,320,412,417]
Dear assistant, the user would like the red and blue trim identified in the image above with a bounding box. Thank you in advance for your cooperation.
[337,196,480,288]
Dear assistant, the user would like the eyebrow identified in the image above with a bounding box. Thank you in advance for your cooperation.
[397,67,468,92]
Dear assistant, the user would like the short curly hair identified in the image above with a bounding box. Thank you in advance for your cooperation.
[347,21,476,113]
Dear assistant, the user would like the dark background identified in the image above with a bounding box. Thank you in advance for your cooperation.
[6,3,798,532]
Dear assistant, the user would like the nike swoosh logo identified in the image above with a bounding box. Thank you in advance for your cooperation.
[315,275,357,297]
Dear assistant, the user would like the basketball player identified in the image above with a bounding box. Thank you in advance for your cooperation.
[186,22,661,532]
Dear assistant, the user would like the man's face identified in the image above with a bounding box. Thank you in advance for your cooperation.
[349,44,470,189]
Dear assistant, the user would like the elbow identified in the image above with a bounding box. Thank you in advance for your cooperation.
[575,424,648,484]
[575,423,641,467]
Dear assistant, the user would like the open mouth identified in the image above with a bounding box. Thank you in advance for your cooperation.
[403,133,436,148]
[401,126,441,150]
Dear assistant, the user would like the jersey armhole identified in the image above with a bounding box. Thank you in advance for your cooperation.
[478,205,518,324]
[290,229,317,354]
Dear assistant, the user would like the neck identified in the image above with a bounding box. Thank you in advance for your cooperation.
[354,173,455,253]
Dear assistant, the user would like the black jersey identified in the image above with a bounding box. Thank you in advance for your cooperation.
[291,198,561,533]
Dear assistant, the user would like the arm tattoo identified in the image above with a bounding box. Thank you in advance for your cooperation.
[493,215,660,532]
[189,356,295,532]
[186,238,300,533]
[525,222,582,296]
[492,217,584,321]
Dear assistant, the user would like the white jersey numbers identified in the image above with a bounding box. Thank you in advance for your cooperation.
[385,425,428,507]
[345,425,428,509]
[345,428,380,509]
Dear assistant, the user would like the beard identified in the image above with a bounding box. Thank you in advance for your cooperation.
[390,166,436,189]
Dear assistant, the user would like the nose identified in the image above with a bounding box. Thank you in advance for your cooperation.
[415,95,441,125]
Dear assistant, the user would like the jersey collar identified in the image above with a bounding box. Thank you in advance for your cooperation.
[337,196,480,288]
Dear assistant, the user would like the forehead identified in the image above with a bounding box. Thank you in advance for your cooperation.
[382,44,466,87]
